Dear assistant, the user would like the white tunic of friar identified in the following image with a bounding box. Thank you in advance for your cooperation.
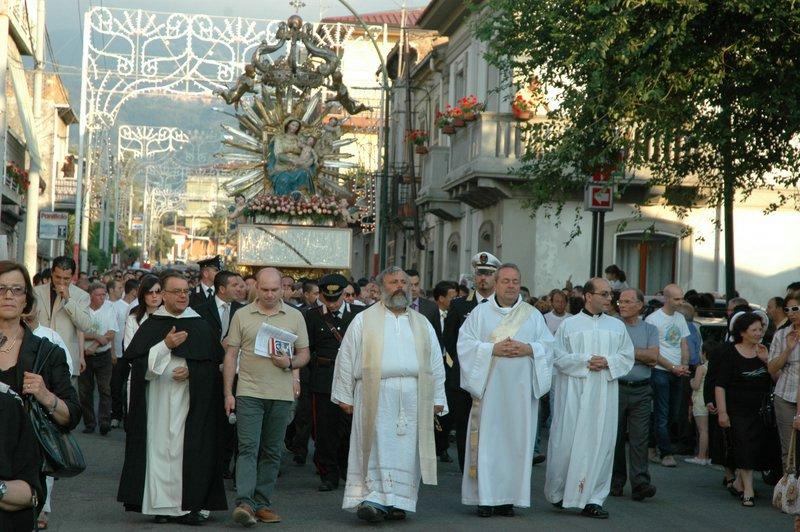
[331,305,447,512]
[544,312,634,509]
[141,307,198,517]
[458,295,554,507]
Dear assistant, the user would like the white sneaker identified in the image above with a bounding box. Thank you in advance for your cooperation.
[110,419,120,429]
[661,455,677,467]
[683,457,707,465]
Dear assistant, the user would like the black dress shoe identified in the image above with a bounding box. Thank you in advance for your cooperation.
[385,508,406,521]
[318,480,337,492]
[632,484,657,501]
[293,455,306,466]
[610,486,623,497]
[494,504,514,517]
[99,424,110,436]
[552,500,563,509]
[170,511,203,526]
[82,427,95,434]
[356,503,385,523]
[153,515,169,524]
[476,506,493,517]
[581,504,609,519]
[532,454,546,465]
[439,451,453,463]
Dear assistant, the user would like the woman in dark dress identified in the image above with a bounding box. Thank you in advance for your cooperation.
[0,261,81,527]
[0,385,44,531]
[715,311,771,507]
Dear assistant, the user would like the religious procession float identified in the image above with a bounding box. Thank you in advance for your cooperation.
[213,14,370,275]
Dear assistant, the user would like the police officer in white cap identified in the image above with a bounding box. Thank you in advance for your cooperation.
[442,252,501,471]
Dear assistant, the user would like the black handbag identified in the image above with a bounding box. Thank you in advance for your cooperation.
[26,340,86,478]
[759,391,777,429]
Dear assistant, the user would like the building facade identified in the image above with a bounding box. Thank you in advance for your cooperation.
[374,0,799,304]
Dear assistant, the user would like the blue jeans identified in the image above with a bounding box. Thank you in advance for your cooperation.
[235,396,293,511]
[650,369,682,456]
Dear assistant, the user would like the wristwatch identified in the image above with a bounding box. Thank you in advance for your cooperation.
[0,480,7,501]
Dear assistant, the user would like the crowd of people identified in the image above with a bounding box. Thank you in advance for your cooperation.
[1,252,799,530]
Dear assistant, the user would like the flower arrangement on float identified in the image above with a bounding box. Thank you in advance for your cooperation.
[244,194,347,225]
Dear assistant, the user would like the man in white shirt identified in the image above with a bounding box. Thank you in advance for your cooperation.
[110,278,139,428]
[645,284,690,468]
[544,289,571,335]
[80,282,118,435]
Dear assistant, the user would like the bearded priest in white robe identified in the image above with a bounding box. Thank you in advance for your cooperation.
[544,278,634,520]
[458,263,554,517]
[332,267,447,524]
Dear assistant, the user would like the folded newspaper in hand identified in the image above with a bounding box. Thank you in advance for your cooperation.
[254,322,298,358]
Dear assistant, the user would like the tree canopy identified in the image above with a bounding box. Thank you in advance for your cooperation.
[474,0,800,294]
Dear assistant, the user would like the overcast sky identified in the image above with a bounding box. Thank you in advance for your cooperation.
[46,0,429,67]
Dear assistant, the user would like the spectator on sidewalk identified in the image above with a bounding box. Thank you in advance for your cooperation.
[80,282,118,435]
[646,284,691,468]
[32,256,94,388]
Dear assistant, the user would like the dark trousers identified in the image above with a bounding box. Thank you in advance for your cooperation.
[613,383,653,490]
[651,369,682,456]
[311,392,351,484]
[109,358,130,422]
[222,375,239,476]
[451,388,473,472]
[285,374,313,460]
[79,351,113,430]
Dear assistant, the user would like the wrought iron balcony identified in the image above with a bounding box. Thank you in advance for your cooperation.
[55,178,77,209]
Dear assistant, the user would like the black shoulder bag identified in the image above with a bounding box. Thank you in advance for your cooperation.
[26,340,86,478]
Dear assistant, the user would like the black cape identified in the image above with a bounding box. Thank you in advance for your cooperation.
[117,313,227,513]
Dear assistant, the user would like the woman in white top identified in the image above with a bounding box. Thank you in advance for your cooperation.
[768,294,800,471]
[124,275,163,409]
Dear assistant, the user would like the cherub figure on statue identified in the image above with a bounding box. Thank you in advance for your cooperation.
[298,136,319,169]
[326,71,369,115]
[214,64,257,110]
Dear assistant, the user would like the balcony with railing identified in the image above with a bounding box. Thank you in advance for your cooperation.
[442,112,530,208]
[416,145,461,220]
[2,172,25,207]
[55,178,77,209]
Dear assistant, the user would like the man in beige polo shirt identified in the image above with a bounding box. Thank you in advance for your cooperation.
[224,267,310,526]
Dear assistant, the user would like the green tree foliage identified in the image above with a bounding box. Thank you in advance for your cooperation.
[474,0,800,294]
[151,230,175,263]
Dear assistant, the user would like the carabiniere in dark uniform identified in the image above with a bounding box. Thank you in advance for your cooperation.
[304,274,363,492]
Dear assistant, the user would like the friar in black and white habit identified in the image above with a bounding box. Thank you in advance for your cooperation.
[117,272,227,525]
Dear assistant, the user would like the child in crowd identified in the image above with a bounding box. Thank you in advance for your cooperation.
[685,344,710,465]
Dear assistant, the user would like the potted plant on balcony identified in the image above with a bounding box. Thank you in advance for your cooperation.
[436,109,456,135]
[458,94,485,121]
[405,129,430,154]
[6,162,30,193]
[451,106,466,128]
[511,94,534,121]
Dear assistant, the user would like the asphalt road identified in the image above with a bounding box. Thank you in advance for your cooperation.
[44,429,792,531]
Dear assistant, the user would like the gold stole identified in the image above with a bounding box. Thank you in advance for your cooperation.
[468,300,535,479]
[360,302,438,485]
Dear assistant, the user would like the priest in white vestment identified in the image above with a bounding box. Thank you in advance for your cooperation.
[332,267,447,523]
[458,264,554,516]
[544,278,634,520]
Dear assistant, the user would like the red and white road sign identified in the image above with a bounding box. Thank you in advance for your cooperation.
[585,184,614,212]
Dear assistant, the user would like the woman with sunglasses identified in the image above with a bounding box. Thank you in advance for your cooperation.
[770,293,800,472]
[122,276,163,411]
[0,261,81,530]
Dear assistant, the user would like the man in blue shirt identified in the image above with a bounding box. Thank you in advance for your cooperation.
[612,288,659,501]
